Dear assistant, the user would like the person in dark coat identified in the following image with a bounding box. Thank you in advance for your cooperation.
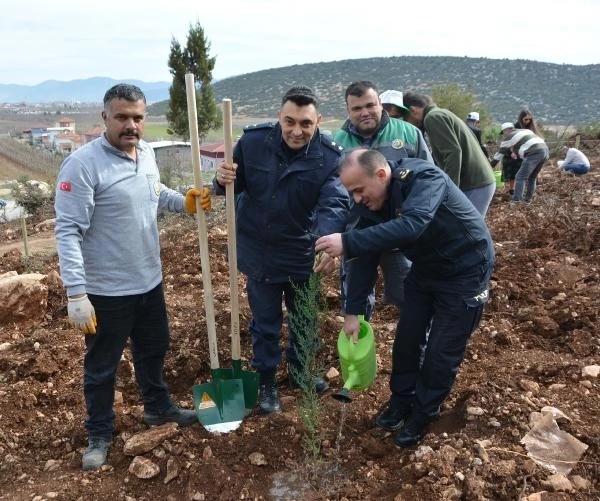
[213,86,350,414]
[316,148,494,447]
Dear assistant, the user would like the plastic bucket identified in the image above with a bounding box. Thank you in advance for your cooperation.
[494,170,504,189]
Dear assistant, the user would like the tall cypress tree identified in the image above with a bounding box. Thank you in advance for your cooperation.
[167,21,221,141]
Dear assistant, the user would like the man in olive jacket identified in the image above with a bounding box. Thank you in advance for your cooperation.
[403,92,496,216]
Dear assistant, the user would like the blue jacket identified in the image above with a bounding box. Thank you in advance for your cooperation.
[342,158,495,314]
[214,122,350,283]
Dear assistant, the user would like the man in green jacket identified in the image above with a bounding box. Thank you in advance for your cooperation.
[333,81,433,319]
[403,92,496,216]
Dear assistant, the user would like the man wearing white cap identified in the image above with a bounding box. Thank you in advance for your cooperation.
[465,112,489,160]
[490,123,521,195]
[491,122,549,202]
[380,90,409,119]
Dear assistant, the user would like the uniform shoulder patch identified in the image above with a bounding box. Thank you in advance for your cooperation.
[243,122,276,132]
[320,134,344,154]
[393,168,412,181]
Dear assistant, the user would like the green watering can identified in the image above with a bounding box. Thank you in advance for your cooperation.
[333,315,377,403]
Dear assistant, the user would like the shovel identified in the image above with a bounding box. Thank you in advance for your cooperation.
[210,98,259,411]
[185,73,245,433]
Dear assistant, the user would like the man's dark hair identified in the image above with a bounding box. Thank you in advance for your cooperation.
[103,84,146,109]
[281,86,319,108]
[402,92,432,108]
[344,81,378,102]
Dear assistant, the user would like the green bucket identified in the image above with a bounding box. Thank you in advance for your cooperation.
[494,170,504,189]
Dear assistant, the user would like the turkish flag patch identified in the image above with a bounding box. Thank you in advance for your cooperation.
[59,181,72,192]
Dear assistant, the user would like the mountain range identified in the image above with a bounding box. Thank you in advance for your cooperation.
[2,57,599,125]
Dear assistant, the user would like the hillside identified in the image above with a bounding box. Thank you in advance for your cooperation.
[162,56,600,125]
[2,56,598,125]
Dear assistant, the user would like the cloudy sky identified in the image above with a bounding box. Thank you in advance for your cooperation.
[2,0,599,86]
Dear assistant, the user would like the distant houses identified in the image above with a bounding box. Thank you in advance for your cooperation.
[22,117,102,154]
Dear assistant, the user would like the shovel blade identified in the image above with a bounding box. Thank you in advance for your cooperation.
[192,377,245,433]
[213,363,260,411]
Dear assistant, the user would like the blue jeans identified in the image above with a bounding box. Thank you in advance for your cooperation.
[85,282,172,439]
[513,147,550,202]
[561,163,589,175]
[390,268,491,417]
[463,182,495,217]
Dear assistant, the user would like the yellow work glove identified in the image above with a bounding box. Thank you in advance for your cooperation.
[185,187,211,213]
[67,295,97,334]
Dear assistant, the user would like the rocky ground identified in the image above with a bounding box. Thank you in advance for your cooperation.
[0,144,599,500]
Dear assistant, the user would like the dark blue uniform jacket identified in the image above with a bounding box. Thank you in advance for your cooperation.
[343,158,495,314]
[214,122,349,283]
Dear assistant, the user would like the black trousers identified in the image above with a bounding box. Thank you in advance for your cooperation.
[390,269,489,417]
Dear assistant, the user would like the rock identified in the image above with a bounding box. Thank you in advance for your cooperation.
[541,473,573,492]
[581,365,599,378]
[163,457,179,484]
[248,452,267,466]
[548,383,566,391]
[128,456,160,479]
[523,493,547,501]
[570,475,592,490]
[540,406,571,423]
[34,218,56,232]
[466,406,485,416]
[123,423,179,456]
[519,379,540,393]
[46,270,62,287]
[202,446,212,459]
[0,273,48,324]
[326,366,339,380]
[43,459,61,471]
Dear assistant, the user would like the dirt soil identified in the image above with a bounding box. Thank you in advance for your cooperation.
[1,143,599,501]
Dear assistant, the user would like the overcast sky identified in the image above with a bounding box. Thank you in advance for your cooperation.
[2,0,599,86]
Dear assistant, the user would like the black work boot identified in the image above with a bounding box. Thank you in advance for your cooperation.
[259,371,281,414]
[375,399,412,431]
[394,411,432,447]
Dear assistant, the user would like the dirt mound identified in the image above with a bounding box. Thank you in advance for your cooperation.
[0,157,599,500]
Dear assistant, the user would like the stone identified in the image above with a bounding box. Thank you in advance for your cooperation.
[248,452,267,466]
[163,457,179,484]
[541,473,573,492]
[0,273,47,324]
[123,423,179,456]
[581,365,599,378]
[326,366,339,380]
[519,379,540,393]
[128,456,160,479]
[570,475,592,490]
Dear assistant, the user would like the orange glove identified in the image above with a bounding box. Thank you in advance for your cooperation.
[185,187,211,213]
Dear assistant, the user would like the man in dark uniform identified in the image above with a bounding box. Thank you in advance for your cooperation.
[214,86,349,414]
[316,149,494,447]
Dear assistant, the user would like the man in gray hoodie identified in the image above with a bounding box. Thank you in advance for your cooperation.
[55,83,210,470]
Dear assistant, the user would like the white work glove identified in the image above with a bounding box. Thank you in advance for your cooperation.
[67,295,97,334]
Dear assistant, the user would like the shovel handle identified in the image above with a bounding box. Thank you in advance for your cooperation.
[185,73,219,370]
[222,99,241,361]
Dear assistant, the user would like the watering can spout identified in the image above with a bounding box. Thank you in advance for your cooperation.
[332,387,352,403]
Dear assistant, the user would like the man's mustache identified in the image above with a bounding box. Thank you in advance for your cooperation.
[120,130,139,137]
